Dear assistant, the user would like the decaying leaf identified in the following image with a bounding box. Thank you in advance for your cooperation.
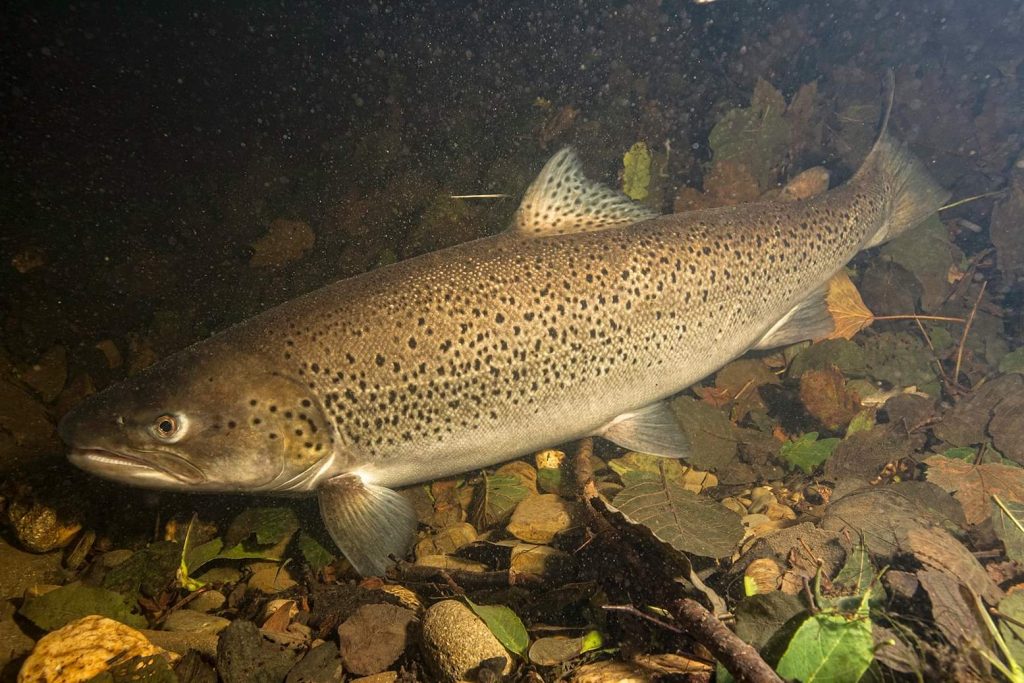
[925,455,1024,526]
[608,452,717,493]
[611,466,743,559]
[669,396,738,470]
[825,271,874,340]
[799,365,861,431]
[992,496,1024,564]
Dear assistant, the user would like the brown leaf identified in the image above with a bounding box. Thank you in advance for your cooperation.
[825,271,874,340]
[925,456,1024,526]
[799,365,860,430]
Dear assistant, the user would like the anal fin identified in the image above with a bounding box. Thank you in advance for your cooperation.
[753,284,835,350]
[317,473,417,576]
[596,400,690,458]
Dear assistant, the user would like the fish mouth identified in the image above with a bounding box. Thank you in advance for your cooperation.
[69,447,208,487]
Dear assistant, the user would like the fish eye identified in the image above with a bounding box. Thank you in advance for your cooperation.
[153,414,181,439]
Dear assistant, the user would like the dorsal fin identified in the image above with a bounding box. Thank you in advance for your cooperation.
[512,148,658,236]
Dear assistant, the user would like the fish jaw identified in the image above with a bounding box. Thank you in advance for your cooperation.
[67,445,208,489]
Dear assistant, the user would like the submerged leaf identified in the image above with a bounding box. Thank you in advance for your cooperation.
[611,466,743,559]
[992,496,1024,564]
[799,366,860,431]
[775,612,873,682]
[297,531,336,571]
[669,396,738,470]
[825,271,874,340]
[19,582,146,631]
[471,472,531,528]
[466,599,529,657]
[224,507,300,549]
[780,432,841,474]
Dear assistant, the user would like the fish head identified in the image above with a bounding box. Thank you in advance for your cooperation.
[59,343,339,494]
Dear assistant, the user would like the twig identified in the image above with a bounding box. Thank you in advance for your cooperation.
[603,604,685,635]
[914,317,952,384]
[873,314,966,323]
[449,193,512,199]
[673,598,784,683]
[939,190,1006,212]
[396,564,543,591]
[953,281,987,385]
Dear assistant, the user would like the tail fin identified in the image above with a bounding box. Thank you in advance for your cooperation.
[856,72,950,248]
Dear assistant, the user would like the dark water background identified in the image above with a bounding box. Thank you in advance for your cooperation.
[3,0,1018,370]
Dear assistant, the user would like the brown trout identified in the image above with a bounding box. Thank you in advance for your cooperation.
[59,84,947,574]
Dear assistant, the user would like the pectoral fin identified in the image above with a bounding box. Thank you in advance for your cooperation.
[596,400,690,458]
[753,284,835,350]
[317,473,417,576]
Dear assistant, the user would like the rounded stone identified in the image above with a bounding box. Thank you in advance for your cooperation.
[420,600,511,683]
[506,493,578,544]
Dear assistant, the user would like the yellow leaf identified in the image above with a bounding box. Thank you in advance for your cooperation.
[825,271,874,340]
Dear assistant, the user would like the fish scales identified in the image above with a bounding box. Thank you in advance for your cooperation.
[59,81,949,574]
[242,182,882,489]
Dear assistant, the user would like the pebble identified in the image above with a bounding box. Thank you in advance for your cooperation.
[415,522,477,559]
[163,608,231,635]
[284,641,344,683]
[189,589,227,613]
[216,619,299,683]
[246,561,298,593]
[19,615,178,682]
[195,565,242,585]
[144,628,219,659]
[350,674,398,683]
[509,543,573,578]
[337,603,417,675]
[506,494,578,544]
[175,650,219,683]
[5,489,82,553]
[420,600,511,683]
[416,554,489,572]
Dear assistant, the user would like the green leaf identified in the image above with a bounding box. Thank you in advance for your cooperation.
[845,410,875,438]
[622,142,652,201]
[466,598,529,657]
[297,531,336,571]
[776,612,874,682]
[611,466,743,559]
[944,446,978,461]
[19,582,146,631]
[780,432,841,474]
[102,541,181,598]
[471,472,531,528]
[224,507,299,549]
[993,496,1024,564]
[1001,348,1024,374]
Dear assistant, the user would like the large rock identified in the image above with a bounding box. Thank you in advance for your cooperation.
[337,603,416,676]
[18,615,178,682]
[420,600,511,683]
[216,620,299,683]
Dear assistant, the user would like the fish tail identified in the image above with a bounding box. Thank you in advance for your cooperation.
[857,72,950,248]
